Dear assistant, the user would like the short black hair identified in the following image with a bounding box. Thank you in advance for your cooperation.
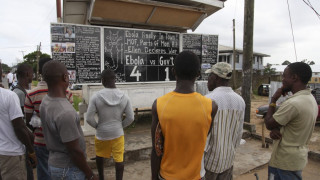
[42,60,67,87]
[174,51,200,80]
[16,63,32,79]
[101,69,115,87]
[288,62,312,84]
[39,57,52,75]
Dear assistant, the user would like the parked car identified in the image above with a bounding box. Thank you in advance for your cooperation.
[70,84,82,90]
[256,104,279,119]
[257,84,270,96]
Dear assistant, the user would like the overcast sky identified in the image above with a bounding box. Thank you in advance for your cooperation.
[0,0,319,66]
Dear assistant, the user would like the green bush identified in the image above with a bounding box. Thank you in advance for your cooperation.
[73,95,82,111]
[32,81,38,87]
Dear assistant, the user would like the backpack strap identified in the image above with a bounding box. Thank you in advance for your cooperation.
[12,84,27,96]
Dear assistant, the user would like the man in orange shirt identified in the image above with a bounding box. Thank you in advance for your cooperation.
[151,51,218,180]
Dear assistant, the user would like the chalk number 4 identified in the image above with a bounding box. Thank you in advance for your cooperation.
[130,66,141,81]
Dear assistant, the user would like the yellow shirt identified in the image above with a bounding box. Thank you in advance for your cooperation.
[270,89,318,171]
[157,91,212,180]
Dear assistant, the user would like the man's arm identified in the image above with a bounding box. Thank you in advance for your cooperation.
[151,100,161,180]
[64,139,98,180]
[122,98,134,128]
[12,117,37,166]
[264,88,283,130]
[208,101,218,135]
[86,97,98,129]
[25,112,35,131]
[24,94,35,131]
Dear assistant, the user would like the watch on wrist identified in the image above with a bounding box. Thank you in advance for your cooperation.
[269,103,276,107]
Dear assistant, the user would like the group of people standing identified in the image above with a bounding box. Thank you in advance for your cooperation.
[0,50,317,180]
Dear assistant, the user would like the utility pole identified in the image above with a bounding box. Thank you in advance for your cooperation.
[232,19,236,89]
[19,50,25,60]
[36,42,41,80]
[241,0,255,123]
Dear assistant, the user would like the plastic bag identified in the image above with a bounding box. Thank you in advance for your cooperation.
[30,113,41,128]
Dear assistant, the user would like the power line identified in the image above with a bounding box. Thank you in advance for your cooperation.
[302,0,320,20]
[286,0,298,62]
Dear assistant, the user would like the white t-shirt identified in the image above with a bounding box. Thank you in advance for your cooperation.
[0,88,25,156]
[7,72,13,83]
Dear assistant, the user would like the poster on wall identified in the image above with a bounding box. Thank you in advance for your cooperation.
[51,23,101,83]
[51,23,218,83]
[182,34,218,80]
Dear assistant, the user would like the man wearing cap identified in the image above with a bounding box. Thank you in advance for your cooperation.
[203,62,245,180]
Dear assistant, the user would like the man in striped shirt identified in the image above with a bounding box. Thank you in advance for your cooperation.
[204,62,245,180]
[24,58,73,180]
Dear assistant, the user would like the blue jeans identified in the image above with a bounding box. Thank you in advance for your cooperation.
[268,166,302,180]
[34,146,51,180]
[48,165,85,180]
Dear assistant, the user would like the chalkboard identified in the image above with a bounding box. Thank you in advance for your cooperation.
[104,28,179,82]
[51,24,101,83]
[51,23,219,83]
[182,34,218,80]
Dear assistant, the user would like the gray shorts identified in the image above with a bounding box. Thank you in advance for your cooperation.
[205,166,233,180]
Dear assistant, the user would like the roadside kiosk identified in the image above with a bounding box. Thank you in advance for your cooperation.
[54,0,227,135]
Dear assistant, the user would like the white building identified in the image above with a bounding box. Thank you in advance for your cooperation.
[271,64,320,77]
[218,45,270,71]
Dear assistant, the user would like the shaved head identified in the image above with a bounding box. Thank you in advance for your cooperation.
[101,69,116,88]
[42,60,68,87]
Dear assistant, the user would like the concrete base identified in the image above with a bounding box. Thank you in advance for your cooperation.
[243,122,256,133]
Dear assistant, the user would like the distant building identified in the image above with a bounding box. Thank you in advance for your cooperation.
[218,45,270,71]
[270,64,320,76]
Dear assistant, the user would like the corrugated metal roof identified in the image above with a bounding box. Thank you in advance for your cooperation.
[219,44,270,57]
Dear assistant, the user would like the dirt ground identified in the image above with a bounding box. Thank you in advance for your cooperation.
[96,157,320,180]
[82,92,320,179]
[235,158,320,180]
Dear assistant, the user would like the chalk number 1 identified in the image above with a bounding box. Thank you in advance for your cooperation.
[165,67,170,81]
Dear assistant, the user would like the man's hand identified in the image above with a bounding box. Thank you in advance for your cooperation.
[272,86,289,103]
[28,152,37,168]
[270,129,282,140]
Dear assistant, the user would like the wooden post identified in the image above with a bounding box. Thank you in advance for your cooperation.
[262,123,266,148]
[233,19,236,89]
[241,0,255,123]
[36,42,41,80]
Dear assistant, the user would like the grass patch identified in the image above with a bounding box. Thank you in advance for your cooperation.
[73,95,82,111]
[32,81,38,87]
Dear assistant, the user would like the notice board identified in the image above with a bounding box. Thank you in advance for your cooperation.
[182,34,218,80]
[51,23,218,83]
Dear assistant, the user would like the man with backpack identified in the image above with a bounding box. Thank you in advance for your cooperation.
[13,63,33,112]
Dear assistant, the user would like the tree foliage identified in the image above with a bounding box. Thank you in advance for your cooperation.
[22,51,51,73]
[301,59,315,65]
[282,60,291,65]
[1,63,11,73]
[264,63,276,76]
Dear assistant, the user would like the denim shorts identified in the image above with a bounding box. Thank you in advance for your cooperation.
[48,165,85,180]
[268,166,302,180]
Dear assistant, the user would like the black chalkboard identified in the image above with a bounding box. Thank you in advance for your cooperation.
[104,28,179,82]
[182,34,218,80]
[51,24,101,83]
[51,23,219,83]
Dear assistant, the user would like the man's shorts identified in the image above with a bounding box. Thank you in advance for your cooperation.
[95,136,124,163]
